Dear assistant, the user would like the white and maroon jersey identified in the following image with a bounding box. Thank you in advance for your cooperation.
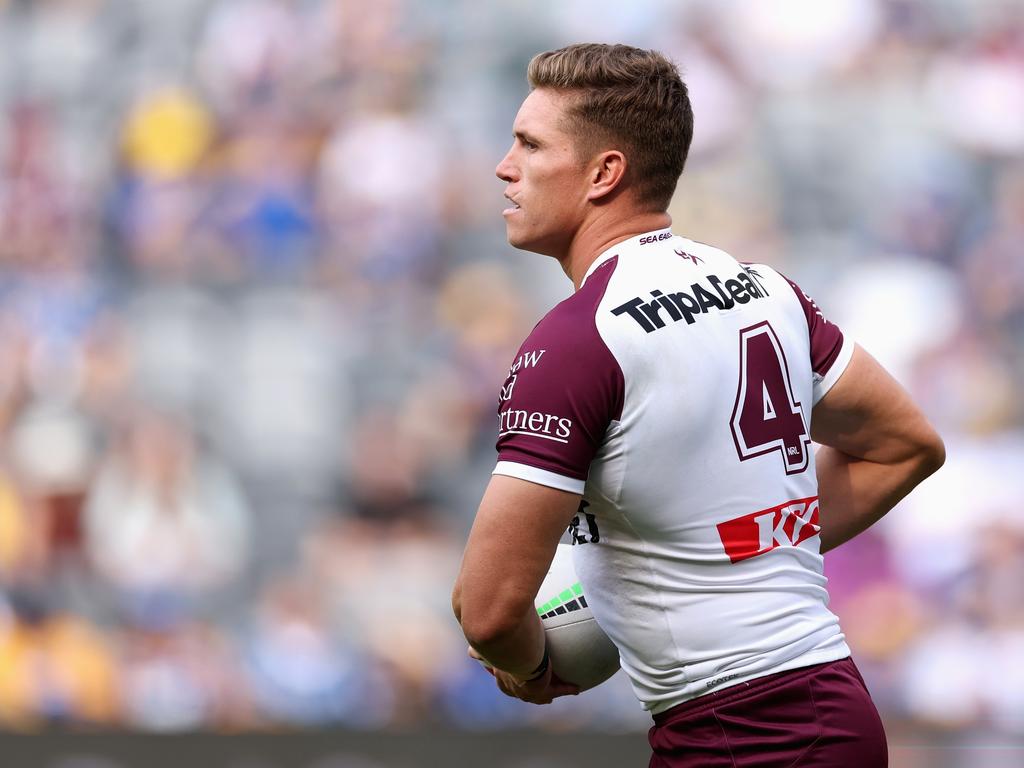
[493,229,854,714]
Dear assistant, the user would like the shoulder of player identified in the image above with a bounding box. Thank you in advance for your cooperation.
[530,256,619,338]
[500,257,625,426]
[737,261,820,310]
[734,261,797,298]
[735,263,843,368]
[626,233,812,313]
[673,236,733,261]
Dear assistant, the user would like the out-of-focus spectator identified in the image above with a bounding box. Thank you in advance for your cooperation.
[900,522,1024,732]
[881,436,1024,592]
[926,24,1024,156]
[0,102,73,267]
[0,468,41,579]
[205,111,320,280]
[434,260,534,410]
[121,87,213,184]
[0,585,118,727]
[111,86,213,284]
[195,0,303,112]
[303,512,464,724]
[118,617,245,731]
[962,164,1024,366]
[7,400,98,566]
[241,573,388,727]
[826,255,964,383]
[720,0,883,90]
[318,106,446,286]
[911,330,1018,435]
[82,404,250,606]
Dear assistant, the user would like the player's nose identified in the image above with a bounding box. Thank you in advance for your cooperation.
[495,148,517,183]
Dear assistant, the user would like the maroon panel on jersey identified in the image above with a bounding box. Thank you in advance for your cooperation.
[648,657,888,767]
[782,276,845,379]
[495,257,625,482]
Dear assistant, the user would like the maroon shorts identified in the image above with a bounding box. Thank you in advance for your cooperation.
[648,657,887,767]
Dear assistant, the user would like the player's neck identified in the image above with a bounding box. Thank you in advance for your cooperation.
[562,210,672,290]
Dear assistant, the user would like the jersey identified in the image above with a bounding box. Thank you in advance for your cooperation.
[493,228,855,714]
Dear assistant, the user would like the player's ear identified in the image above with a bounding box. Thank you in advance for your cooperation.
[587,150,626,202]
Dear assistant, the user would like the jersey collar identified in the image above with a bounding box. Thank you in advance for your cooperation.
[580,227,674,287]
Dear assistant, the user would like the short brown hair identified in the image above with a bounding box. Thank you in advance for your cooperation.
[527,43,693,211]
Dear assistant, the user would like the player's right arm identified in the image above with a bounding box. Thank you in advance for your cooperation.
[452,474,582,704]
[811,344,945,553]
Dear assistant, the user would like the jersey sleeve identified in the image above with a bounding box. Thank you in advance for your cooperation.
[782,275,854,404]
[493,258,625,495]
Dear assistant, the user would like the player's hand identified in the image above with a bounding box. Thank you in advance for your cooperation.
[468,646,580,704]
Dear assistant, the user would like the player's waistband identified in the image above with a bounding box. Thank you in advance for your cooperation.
[652,656,852,726]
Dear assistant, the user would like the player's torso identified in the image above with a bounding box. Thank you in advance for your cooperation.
[581,236,818,549]
[571,233,849,712]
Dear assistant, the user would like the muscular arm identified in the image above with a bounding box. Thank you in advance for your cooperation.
[812,345,945,553]
[452,474,581,677]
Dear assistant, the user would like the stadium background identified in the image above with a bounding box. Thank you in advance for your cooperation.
[0,0,1022,765]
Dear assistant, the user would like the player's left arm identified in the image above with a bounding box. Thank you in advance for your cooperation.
[778,271,944,553]
[811,345,945,553]
[452,474,580,698]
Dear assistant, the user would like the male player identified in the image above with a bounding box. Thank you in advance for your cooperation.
[452,44,944,766]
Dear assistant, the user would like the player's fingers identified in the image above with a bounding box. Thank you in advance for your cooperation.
[495,676,517,698]
[547,681,580,698]
[468,647,496,674]
[548,672,581,697]
[521,686,562,705]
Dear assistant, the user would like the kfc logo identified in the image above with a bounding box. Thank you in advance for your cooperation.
[717,496,820,563]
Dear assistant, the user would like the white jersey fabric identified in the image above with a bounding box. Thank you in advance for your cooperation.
[493,229,854,714]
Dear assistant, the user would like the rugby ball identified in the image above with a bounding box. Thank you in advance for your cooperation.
[534,543,619,691]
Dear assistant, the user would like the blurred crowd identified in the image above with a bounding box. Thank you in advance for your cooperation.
[0,0,1021,742]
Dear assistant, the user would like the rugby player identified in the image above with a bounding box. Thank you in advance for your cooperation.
[452,43,944,767]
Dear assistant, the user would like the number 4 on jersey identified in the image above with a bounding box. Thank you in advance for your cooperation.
[730,322,811,474]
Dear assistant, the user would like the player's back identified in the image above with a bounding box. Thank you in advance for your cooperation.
[492,229,854,714]
[580,232,852,713]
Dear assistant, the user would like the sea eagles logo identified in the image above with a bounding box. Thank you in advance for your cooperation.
[675,249,704,266]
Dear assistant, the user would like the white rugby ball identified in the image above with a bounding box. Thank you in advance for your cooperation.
[534,544,619,691]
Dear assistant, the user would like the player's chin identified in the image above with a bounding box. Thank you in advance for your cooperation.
[505,229,530,251]
[505,227,544,254]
